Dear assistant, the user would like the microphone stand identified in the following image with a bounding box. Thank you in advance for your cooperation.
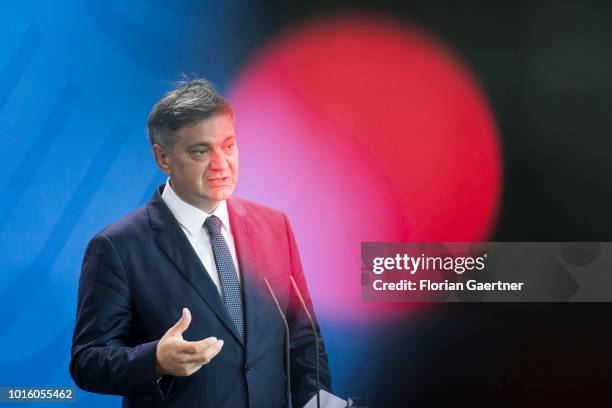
[263,277,292,408]
[289,276,320,408]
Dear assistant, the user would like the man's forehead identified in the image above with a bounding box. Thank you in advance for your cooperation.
[179,117,236,145]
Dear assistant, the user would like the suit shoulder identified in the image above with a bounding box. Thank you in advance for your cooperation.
[232,196,284,216]
[230,196,289,228]
[91,205,150,244]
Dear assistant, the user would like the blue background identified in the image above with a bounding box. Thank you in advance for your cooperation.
[0,1,370,406]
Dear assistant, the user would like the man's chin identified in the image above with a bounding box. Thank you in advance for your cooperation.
[206,189,234,202]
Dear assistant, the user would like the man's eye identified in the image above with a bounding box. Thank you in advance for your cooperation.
[192,150,207,156]
[224,143,235,150]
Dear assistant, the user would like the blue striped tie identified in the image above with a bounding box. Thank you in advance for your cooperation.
[204,215,245,341]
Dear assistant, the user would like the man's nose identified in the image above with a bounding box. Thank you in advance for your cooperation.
[209,149,227,170]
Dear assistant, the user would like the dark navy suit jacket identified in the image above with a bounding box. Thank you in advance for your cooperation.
[70,184,331,407]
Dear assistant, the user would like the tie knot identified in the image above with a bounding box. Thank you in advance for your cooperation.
[204,215,223,236]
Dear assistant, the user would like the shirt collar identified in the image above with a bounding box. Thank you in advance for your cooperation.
[161,177,231,237]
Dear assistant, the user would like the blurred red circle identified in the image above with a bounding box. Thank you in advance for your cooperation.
[230,14,502,323]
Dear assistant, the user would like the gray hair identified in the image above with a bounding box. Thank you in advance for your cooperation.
[147,78,233,147]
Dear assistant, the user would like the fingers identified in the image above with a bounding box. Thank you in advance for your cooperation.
[201,339,223,363]
[181,337,220,354]
[167,308,191,336]
[181,338,224,364]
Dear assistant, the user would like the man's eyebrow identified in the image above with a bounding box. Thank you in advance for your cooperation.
[186,142,210,149]
[186,136,235,149]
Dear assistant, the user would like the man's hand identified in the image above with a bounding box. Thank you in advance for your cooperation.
[156,308,224,377]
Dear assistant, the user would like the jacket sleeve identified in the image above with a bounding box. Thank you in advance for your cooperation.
[282,214,333,407]
[70,234,174,401]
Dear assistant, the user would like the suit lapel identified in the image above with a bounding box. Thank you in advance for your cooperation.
[227,197,266,354]
[147,185,244,347]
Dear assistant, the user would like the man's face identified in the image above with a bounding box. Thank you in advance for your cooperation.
[154,113,238,212]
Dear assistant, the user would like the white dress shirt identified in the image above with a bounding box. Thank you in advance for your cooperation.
[161,177,241,294]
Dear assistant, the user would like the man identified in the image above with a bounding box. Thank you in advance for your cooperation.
[70,79,332,407]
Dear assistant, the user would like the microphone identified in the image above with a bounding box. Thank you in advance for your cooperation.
[263,277,292,408]
[289,275,321,408]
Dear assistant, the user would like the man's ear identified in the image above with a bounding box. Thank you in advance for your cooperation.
[152,144,172,176]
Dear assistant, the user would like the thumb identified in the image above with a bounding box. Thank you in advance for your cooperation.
[168,307,191,336]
